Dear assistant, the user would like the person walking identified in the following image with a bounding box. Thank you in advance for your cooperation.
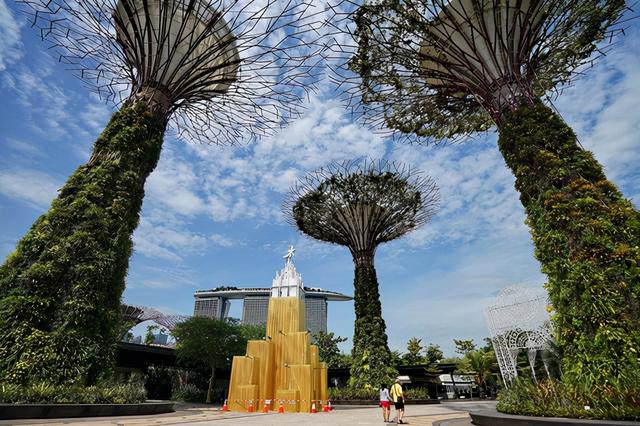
[390,378,406,424]
[379,383,392,422]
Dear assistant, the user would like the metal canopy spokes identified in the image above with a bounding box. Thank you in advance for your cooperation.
[325,0,629,142]
[285,160,440,262]
[121,303,189,332]
[16,0,326,144]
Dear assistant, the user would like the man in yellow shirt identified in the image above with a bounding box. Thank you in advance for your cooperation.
[390,378,405,424]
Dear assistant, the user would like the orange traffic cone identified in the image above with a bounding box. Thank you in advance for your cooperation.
[322,400,330,412]
[262,400,269,413]
[311,401,317,413]
[248,399,254,413]
[222,399,229,412]
[278,400,285,413]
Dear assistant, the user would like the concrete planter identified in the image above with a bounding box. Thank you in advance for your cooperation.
[0,401,174,420]
[470,410,639,426]
[331,399,440,406]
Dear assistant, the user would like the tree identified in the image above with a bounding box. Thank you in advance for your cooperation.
[313,332,349,368]
[424,343,444,365]
[402,338,424,365]
[173,317,247,404]
[0,0,323,385]
[144,325,160,346]
[459,349,498,392]
[238,324,266,342]
[389,350,404,369]
[287,160,439,388]
[454,339,476,356]
[337,0,638,398]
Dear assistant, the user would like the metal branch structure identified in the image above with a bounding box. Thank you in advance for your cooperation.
[285,160,440,388]
[17,0,325,144]
[484,286,553,387]
[326,0,629,141]
[121,304,189,333]
[286,160,440,263]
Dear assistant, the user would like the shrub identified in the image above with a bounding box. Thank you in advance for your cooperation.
[0,382,146,404]
[327,386,430,401]
[171,383,206,403]
[145,366,180,400]
[404,387,429,400]
[497,378,640,421]
[328,387,378,401]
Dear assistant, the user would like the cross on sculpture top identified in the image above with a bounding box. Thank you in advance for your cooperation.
[284,246,295,264]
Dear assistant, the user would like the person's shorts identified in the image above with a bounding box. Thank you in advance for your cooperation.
[394,398,405,409]
[380,401,391,408]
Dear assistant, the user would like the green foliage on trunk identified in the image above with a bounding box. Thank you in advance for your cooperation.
[0,102,166,385]
[497,100,640,396]
[349,262,397,389]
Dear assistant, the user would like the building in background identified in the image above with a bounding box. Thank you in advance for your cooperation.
[193,286,351,335]
[153,332,169,346]
[193,290,231,320]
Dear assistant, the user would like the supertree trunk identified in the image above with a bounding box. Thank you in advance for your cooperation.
[349,255,396,389]
[0,101,167,385]
[497,100,640,392]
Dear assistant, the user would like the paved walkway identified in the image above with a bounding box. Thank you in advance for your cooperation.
[0,401,495,426]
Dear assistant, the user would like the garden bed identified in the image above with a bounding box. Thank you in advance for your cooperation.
[0,401,174,420]
[470,409,640,426]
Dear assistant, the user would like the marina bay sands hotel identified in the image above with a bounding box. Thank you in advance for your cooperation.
[193,286,352,335]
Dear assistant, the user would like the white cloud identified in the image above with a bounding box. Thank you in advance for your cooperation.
[132,216,208,261]
[210,233,237,248]
[183,92,388,223]
[2,137,45,162]
[380,237,545,355]
[0,0,23,71]
[0,168,61,209]
[555,35,640,202]
[128,265,200,290]
[388,139,528,248]
[145,146,207,216]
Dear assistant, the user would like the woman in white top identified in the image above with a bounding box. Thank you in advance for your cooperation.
[379,383,392,423]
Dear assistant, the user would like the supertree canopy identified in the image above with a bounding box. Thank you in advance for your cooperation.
[17,0,324,143]
[286,161,439,388]
[328,0,640,410]
[331,0,628,139]
[0,0,323,385]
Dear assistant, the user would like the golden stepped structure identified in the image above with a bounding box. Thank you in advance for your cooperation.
[227,247,328,413]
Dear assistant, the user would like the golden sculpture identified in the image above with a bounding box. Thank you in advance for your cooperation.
[227,247,328,413]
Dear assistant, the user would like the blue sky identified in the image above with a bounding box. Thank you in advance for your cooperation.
[1,0,639,356]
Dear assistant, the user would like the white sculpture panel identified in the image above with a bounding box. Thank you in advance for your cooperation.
[484,285,553,387]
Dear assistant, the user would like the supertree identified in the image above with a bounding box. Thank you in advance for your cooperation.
[286,160,439,388]
[0,0,324,385]
[327,0,640,398]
